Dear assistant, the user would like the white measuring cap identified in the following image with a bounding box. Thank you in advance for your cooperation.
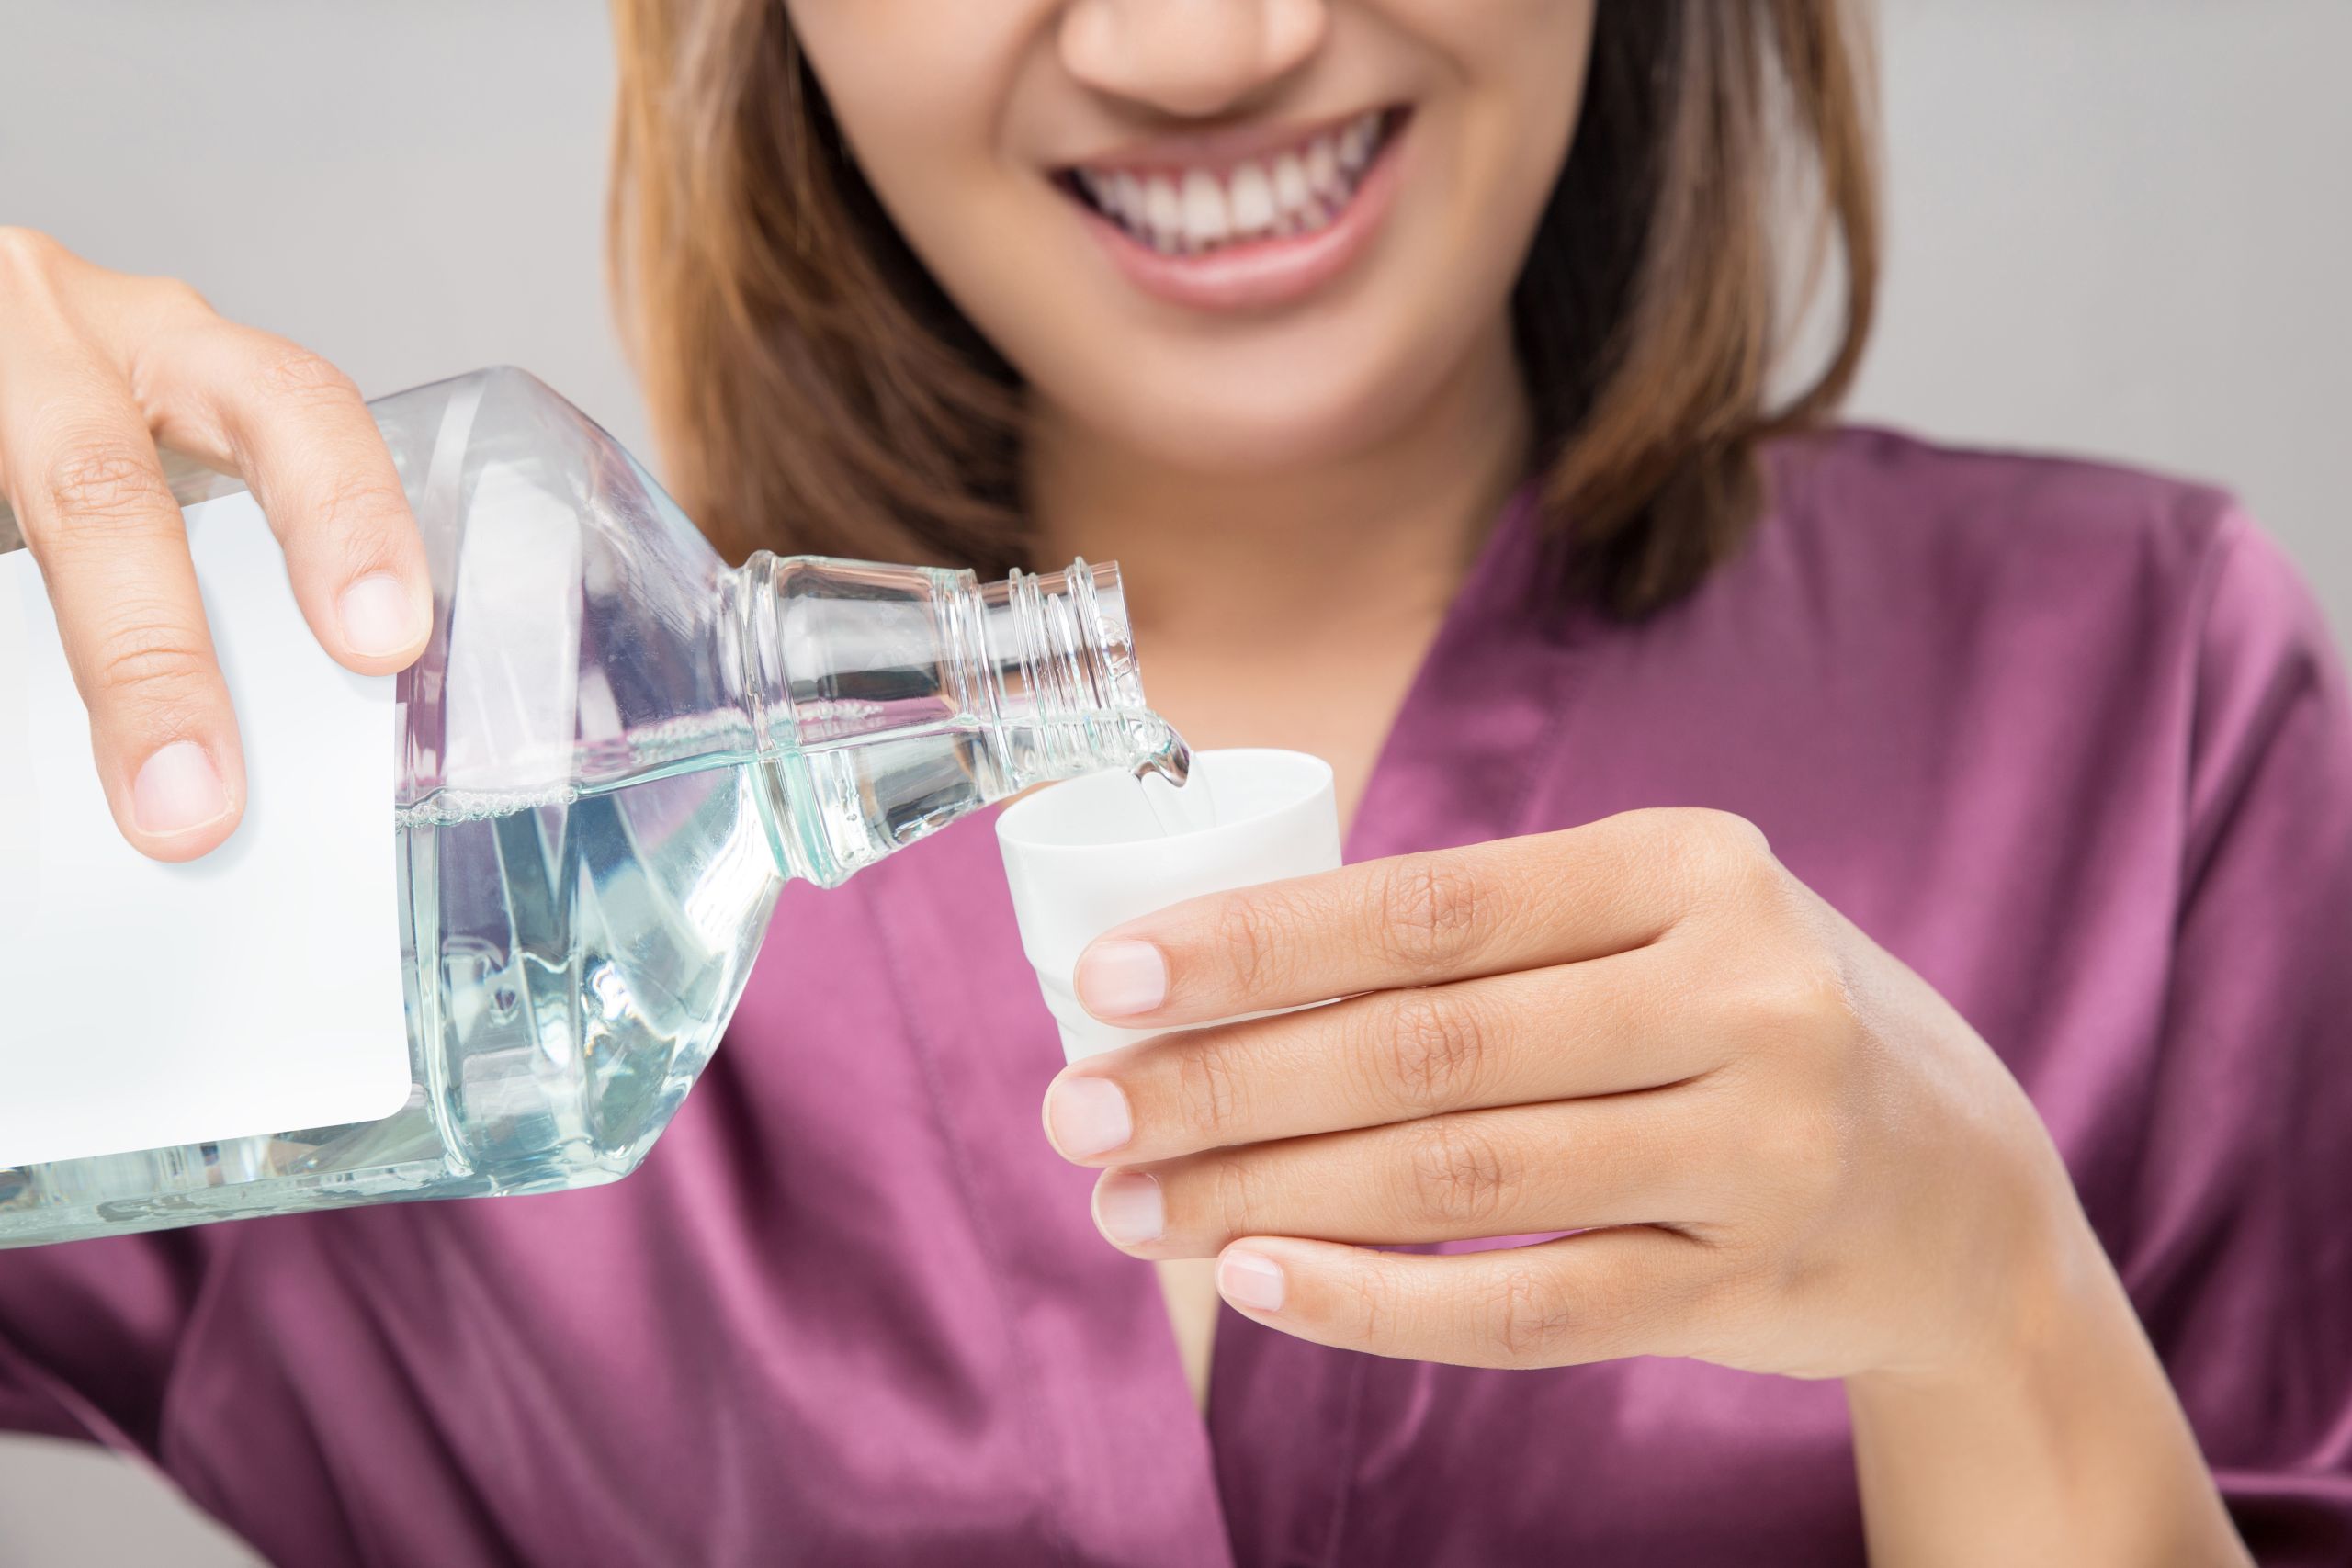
[996,748,1342,1062]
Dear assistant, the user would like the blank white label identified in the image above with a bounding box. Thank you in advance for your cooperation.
[0,493,410,1168]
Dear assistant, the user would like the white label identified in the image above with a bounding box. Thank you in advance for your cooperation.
[0,493,411,1168]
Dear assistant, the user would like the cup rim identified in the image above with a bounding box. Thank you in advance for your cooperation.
[995,746,1333,852]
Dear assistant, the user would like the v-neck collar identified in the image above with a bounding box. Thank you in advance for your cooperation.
[858,488,1593,1567]
[1203,491,1592,1567]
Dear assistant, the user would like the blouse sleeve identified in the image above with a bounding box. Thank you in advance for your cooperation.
[2130,513,2352,1562]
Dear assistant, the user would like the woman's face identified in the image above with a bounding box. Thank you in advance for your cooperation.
[787,0,1597,474]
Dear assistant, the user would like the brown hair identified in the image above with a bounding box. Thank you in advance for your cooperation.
[609,2,1878,616]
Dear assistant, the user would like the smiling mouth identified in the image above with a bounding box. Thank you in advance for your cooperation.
[1057,108,1407,259]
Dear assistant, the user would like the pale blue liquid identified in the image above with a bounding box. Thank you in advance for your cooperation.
[0,754,772,1245]
[0,720,1189,1247]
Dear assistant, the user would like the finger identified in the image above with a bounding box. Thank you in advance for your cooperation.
[1086,1089,1733,1258]
[0,354,244,859]
[1210,1227,1725,1370]
[1071,807,1774,1026]
[126,312,428,673]
[1044,945,1721,1165]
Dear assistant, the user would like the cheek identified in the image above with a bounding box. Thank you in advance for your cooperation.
[1375,0,1598,73]
[786,4,1044,237]
[1411,0,1597,222]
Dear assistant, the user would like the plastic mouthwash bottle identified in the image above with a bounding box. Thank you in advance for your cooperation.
[0,367,1186,1247]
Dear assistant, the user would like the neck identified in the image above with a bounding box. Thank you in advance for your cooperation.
[1024,321,1532,650]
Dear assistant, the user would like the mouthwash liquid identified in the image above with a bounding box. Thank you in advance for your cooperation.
[1137,761,1218,837]
[0,367,1187,1247]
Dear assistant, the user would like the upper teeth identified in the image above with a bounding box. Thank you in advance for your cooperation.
[1075,109,1387,257]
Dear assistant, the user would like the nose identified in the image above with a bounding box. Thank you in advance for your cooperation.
[1059,0,1330,118]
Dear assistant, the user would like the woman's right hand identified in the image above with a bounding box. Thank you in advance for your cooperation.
[0,228,429,862]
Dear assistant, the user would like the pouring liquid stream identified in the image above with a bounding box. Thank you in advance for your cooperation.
[1135,728,1219,838]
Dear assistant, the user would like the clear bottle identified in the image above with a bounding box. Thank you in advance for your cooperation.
[0,367,1184,1247]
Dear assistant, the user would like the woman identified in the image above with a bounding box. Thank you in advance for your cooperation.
[0,1,2344,1562]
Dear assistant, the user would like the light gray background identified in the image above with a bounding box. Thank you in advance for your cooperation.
[1,2,2345,1562]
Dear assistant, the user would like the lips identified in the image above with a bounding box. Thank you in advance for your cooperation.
[1064,109,1398,256]
[1056,107,1410,311]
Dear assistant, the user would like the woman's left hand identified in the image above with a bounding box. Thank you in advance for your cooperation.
[1039,807,2101,1383]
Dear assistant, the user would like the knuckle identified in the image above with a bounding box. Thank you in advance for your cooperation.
[1645,807,1777,901]
[44,445,171,526]
[1488,1265,1577,1365]
[1687,807,1772,862]
[1209,895,1289,998]
[311,466,411,547]
[252,344,360,409]
[1170,1034,1248,1146]
[0,225,62,277]
[1333,1260,1391,1349]
[1374,852,1487,972]
[145,275,214,321]
[90,617,212,705]
[1401,1114,1515,1230]
[1373,987,1492,1114]
[1209,1154,1275,1243]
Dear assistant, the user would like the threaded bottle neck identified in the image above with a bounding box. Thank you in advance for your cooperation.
[959,557,1133,771]
[982,559,1141,722]
[724,552,1186,886]
[966,558,1185,788]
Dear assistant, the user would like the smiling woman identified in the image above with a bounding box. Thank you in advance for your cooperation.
[608,1,1872,614]
[1,0,2346,1563]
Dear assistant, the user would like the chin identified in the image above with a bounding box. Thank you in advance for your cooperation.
[1058,335,1457,479]
[1126,405,1390,476]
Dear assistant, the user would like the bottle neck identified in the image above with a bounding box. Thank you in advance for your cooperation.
[723,552,1185,886]
[961,558,1189,790]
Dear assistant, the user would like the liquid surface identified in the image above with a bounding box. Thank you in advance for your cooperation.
[2,710,1193,1246]
[0,757,776,1243]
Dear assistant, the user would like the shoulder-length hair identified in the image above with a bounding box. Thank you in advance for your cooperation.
[609,2,1878,616]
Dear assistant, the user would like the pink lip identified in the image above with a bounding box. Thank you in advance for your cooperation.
[1068,122,1408,314]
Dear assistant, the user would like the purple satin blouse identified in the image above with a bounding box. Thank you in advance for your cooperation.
[5,429,2349,1566]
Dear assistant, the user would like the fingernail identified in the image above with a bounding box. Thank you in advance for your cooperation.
[1218,1249,1286,1314]
[337,573,422,658]
[1046,1077,1133,1159]
[1093,1170,1164,1246]
[1074,940,1166,1019]
[132,741,231,837]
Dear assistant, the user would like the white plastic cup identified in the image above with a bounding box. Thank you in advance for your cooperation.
[996,749,1342,1062]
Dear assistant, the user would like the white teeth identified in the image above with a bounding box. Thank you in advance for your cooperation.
[1306,136,1342,198]
[1271,152,1313,228]
[1076,112,1391,257]
[1111,172,1145,229]
[1144,176,1183,248]
[1227,160,1277,237]
[1180,170,1231,250]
